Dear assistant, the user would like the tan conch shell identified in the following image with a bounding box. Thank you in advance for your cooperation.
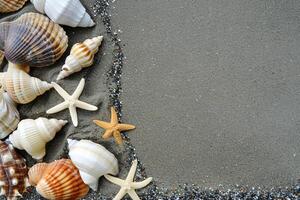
[0,141,29,200]
[57,36,103,80]
[8,117,68,160]
[0,87,19,139]
[28,159,89,200]
[0,12,68,67]
[0,0,28,13]
[0,63,53,104]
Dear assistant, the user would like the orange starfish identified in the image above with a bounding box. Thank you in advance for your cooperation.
[93,107,135,144]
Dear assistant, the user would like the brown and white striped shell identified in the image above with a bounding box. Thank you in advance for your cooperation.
[0,141,29,200]
[28,159,89,200]
[0,0,28,13]
[0,50,4,66]
[0,12,68,67]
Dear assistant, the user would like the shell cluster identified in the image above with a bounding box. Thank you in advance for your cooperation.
[0,0,27,13]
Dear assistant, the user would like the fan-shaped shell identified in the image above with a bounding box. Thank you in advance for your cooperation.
[0,12,68,67]
[57,36,103,80]
[31,0,95,27]
[0,0,27,13]
[0,63,53,104]
[0,141,29,200]
[28,159,89,200]
[9,117,68,160]
[68,139,119,191]
[0,88,19,139]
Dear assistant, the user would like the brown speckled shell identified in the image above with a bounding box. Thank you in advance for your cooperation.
[0,141,28,200]
[0,12,68,67]
[0,0,27,13]
[28,159,89,200]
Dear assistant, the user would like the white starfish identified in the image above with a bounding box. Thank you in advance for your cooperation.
[46,78,98,127]
[104,159,153,200]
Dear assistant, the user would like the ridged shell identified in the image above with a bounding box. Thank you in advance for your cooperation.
[0,12,68,67]
[9,118,68,160]
[68,139,119,191]
[0,0,27,13]
[0,63,53,104]
[0,141,29,200]
[57,36,103,80]
[31,0,95,27]
[28,159,89,200]
[0,88,19,139]
[0,50,4,66]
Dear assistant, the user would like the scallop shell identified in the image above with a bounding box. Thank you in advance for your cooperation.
[68,139,119,191]
[28,159,89,200]
[57,36,103,80]
[0,141,29,200]
[9,117,68,160]
[0,63,53,104]
[0,12,68,67]
[0,0,28,13]
[0,87,19,139]
[31,0,95,27]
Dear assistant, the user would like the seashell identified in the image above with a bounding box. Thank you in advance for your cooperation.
[0,12,68,67]
[0,87,20,139]
[0,141,29,200]
[28,159,89,200]
[57,36,103,80]
[0,62,53,104]
[9,117,68,160]
[68,139,119,191]
[31,0,95,27]
[0,50,4,66]
[0,0,28,13]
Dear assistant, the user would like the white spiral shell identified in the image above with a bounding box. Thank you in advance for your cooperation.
[9,118,68,160]
[68,139,119,191]
[57,36,103,80]
[30,0,95,27]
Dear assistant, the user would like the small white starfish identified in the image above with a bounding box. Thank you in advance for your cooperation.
[104,159,153,200]
[46,78,98,127]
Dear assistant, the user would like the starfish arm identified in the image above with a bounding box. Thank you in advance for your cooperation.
[127,159,138,181]
[69,105,78,127]
[113,188,127,200]
[111,107,119,125]
[51,82,70,100]
[131,177,153,189]
[72,78,85,99]
[75,100,98,111]
[46,101,69,114]
[113,131,123,145]
[102,129,114,139]
[127,189,141,200]
[117,123,136,131]
[93,120,112,129]
[104,175,125,186]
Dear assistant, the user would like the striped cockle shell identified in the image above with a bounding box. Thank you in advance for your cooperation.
[68,139,119,191]
[0,141,29,200]
[0,62,53,104]
[28,159,89,200]
[57,36,103,80]
[0,87,19,139]
[31,0,95,27]
[0,0,28,13]
[0,12,68,67]
[9,117,68,160]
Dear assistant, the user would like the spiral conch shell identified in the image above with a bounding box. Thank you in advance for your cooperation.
[9,117,68,160]
[0,88,19,139]
[0,0,28,13]
[0,12,68,67]
[68,139,119,191]
[0,63,53,104]
[31,0,95,27]
[28,159,89,200]
[0,141,29,200]
[57,36,103,80]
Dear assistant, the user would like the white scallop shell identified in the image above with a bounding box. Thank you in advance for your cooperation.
[9,118,68,160]
[31,0,95,27]
[57,36,103,80]
[0,88,19,139]
[68,139,119,191]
